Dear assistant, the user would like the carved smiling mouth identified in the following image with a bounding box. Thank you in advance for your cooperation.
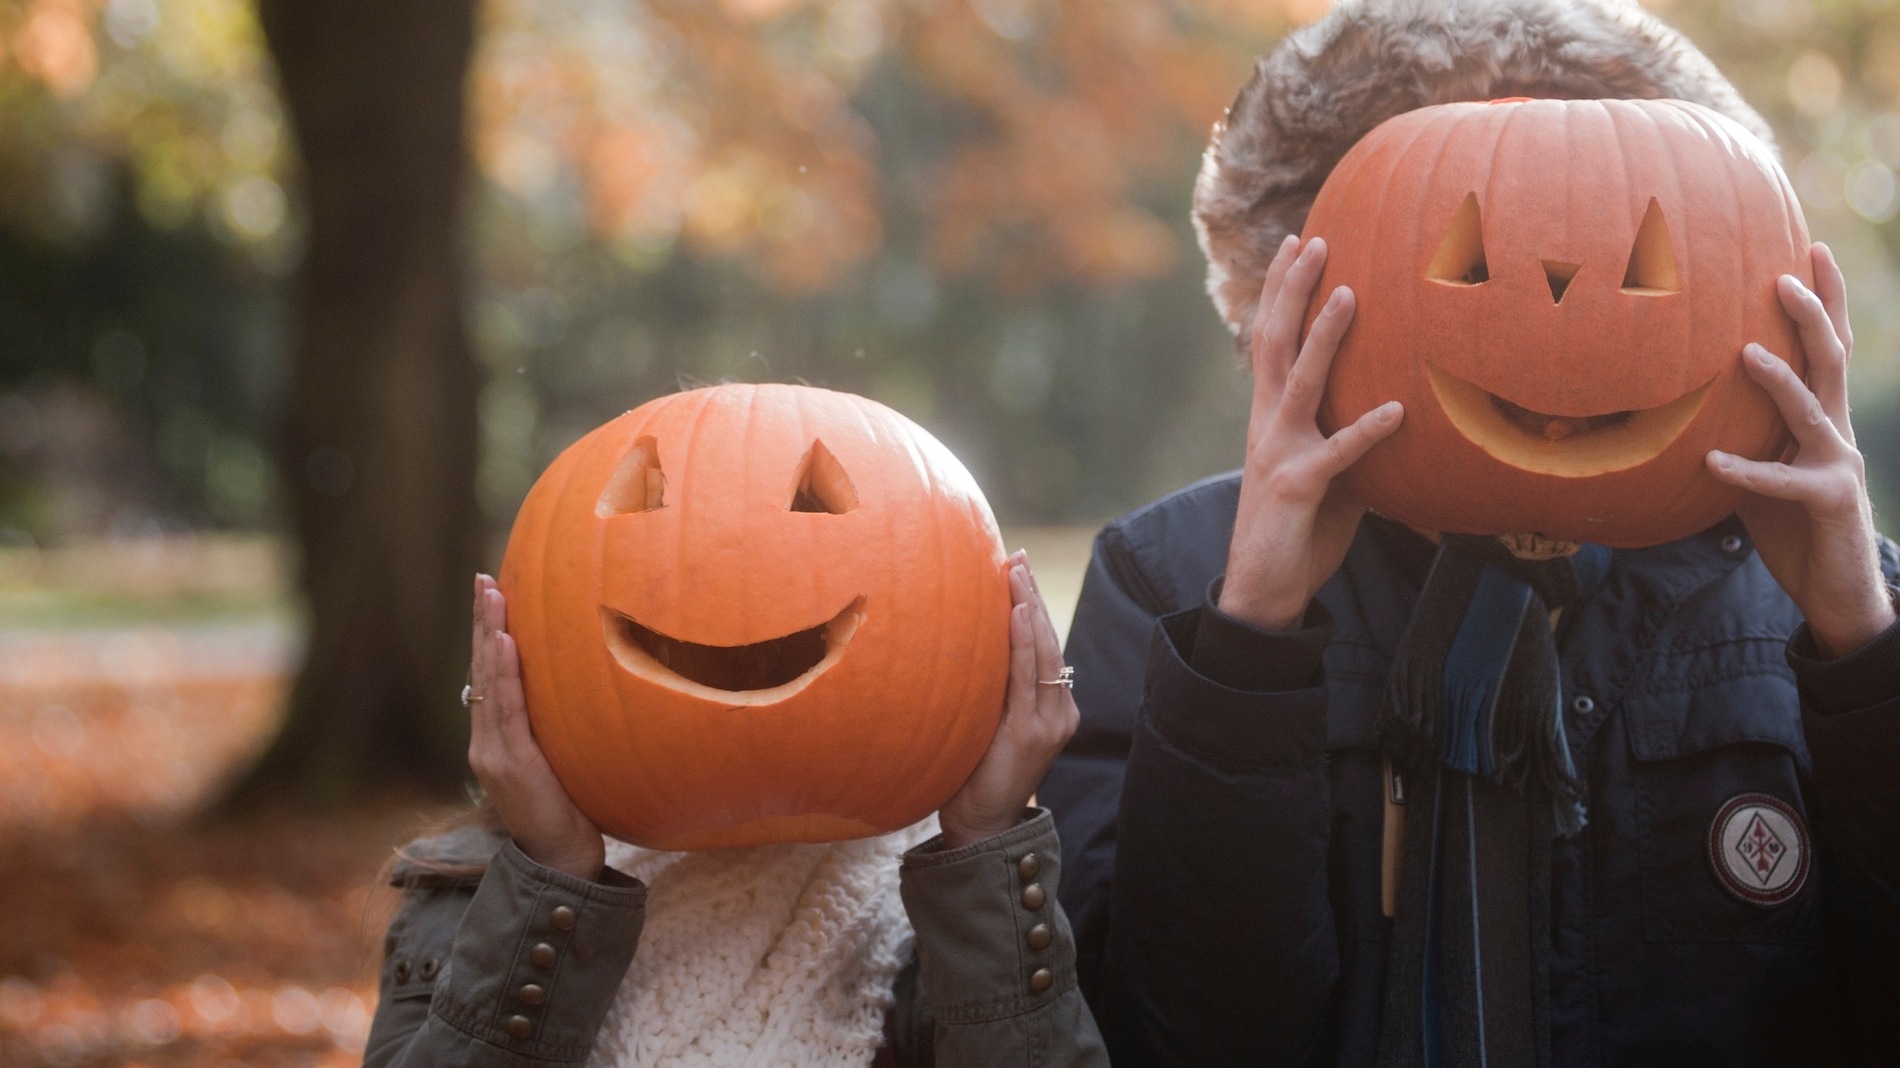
[1424,363,1712,478]
[602,597,866,705]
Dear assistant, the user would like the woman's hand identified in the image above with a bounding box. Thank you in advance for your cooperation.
[938,552,1080,850]
[1220,235,1405,630]
[1708,243,1896,658]
[468,574,605,879]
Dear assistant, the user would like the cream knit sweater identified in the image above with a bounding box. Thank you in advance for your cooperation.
[587,818,936,1067]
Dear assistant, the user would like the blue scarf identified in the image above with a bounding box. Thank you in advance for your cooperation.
[1377,536,1610,1068]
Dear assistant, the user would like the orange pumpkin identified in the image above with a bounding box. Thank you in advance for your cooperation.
[1304,97,1811,547]
[499,384,1010,851]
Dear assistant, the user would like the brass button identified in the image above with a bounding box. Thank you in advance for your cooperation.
[505,1014,533,1039]
[391,960,411,983]
[1021,882,1046,910]
[1017,853,1040,880]
[418,958,439,981]
[530,942,557,968]
[1029,968,1053,994]
[1026,923,1053,951]
[518,983,547,1006]
[550,905,577,931]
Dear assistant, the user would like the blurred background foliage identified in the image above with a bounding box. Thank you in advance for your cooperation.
[0,0,1894,543]
[2,0,1900,806]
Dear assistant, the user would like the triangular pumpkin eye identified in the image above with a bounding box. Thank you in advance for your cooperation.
[790,440,859,514]
[596,436,666,516]
[1427,193,1489,286]
[1621,197,1679,295]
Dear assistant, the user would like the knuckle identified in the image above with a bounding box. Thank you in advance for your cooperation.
[1322,434,1353,471]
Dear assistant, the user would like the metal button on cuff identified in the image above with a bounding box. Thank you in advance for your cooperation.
[1028,968,1053,994]
[530,942,557,969]
[1021,883,1046,910]
[1017,853,1040,880]
[1571,694,1595,715]
[392,960,411,984]
[518,983,547,1006]
[418,958,439,981]
[550,905,577,931]
[1720,533,1745,554]
[505,1015,534,1039]
[1026,923,1053,951]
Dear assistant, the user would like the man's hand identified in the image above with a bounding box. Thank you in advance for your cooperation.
[1220,235,1405,630]
[1707,243,1896,658]
[938,552,1079,850]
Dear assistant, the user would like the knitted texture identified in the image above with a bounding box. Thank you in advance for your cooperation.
[588,817,937,1068]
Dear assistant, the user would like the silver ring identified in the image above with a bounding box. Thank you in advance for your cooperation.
[461,684,484,706]
[1037,666,1075,689]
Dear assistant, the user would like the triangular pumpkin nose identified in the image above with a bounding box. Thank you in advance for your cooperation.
[1542,259,1580,304]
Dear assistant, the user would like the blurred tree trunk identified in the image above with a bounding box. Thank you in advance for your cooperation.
[232,0,481,804]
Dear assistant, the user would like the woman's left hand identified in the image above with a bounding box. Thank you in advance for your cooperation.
[1708,243,1896,658]
[938,551,1080,849]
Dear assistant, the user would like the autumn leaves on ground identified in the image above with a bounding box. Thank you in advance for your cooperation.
[0,537,450,1068]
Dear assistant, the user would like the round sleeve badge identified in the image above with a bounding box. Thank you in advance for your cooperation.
[1708,793,1810,906]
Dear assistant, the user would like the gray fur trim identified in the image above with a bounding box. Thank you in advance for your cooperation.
[1193,0,1774,344]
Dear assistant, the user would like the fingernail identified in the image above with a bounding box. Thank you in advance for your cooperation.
[1379,401,1401,422]
[1710,451,1733,470]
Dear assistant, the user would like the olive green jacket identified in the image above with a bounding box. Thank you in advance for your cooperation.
[362,809,1107,1067]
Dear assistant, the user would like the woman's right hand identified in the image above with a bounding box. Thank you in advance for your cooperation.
[468,573,605,880]
[1219,235,1405,629]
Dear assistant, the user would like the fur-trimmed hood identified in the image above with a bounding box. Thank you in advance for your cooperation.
[1193,0,1773,344]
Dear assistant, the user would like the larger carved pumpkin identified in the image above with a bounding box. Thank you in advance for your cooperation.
[499,384,1010,851]
[1305,97,1811,547]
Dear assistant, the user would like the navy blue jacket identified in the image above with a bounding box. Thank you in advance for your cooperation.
[1040,472,1900,1067]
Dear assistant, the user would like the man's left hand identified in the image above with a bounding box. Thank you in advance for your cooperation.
[1708,242,1895,658]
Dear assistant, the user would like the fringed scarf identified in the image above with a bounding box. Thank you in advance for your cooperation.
[1376,536,1610,1068]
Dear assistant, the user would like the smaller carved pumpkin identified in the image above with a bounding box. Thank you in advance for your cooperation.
[1304,97,1811,547]
[499,384,1010,851]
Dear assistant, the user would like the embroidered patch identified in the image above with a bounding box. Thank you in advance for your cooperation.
[1708,793,1809,906]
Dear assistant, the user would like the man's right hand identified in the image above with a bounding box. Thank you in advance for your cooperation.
[1219,235,1405,630]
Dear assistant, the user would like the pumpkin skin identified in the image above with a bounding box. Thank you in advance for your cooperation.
[498,384,1010,851]
[1304,97,1811,547]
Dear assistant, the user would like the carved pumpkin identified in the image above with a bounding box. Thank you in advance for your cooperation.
[1305,97,1811,547]
[499,384,1010,851]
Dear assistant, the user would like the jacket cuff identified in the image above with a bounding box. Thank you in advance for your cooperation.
[430,841,646,1063]
[900,809,1076,1025]
[1788,585,1900,718]
[1144,606,1330,771]
[1191,576,1333,692]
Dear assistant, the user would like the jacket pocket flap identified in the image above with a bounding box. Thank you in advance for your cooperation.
[1625,646,1808,769]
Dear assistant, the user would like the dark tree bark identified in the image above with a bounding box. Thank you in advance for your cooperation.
[233,0,481,804]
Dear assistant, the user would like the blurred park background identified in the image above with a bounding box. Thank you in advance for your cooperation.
[2,0,1898,1064]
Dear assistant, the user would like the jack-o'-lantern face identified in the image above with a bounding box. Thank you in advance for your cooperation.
[1305,97,1811,547]
[500,384,1010,851]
